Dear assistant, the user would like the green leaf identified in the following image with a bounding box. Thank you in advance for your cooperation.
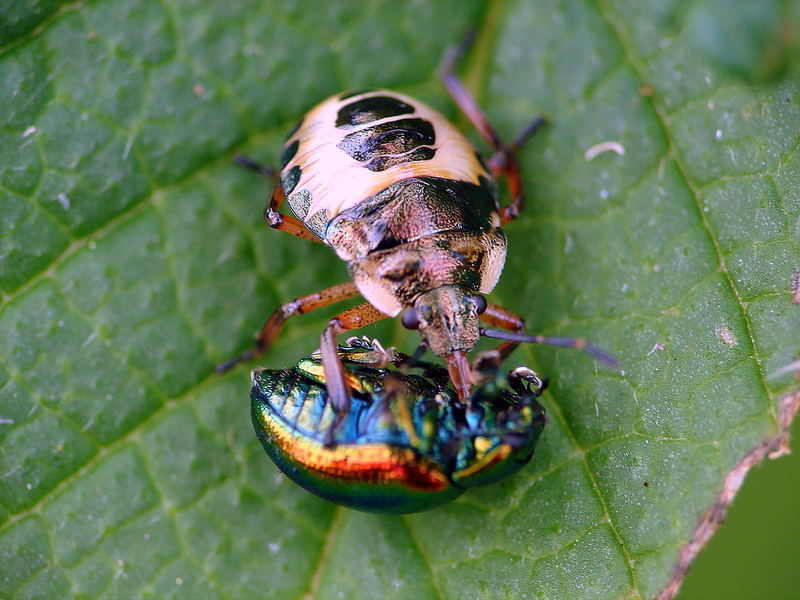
[2,1,799,599]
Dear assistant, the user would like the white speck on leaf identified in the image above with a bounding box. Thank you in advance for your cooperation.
[82,330,98,348]
[1,465,21,478]
[585,141,626,160]
[57,193,70,210]
[242,44,264,56]
[715,326,737,347]
[22,126,37,137]
[715,129,722,139]
[122,133,135,160]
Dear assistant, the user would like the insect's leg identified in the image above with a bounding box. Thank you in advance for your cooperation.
[363,372,419,447]
[440,33,504,151]
[235,154,323,243]
[264,181,323,243]
[479,302,526,359]
[486,117,547,224]
[439,35,546,225]
[216,282,360,372]
[320,302,389,445]
[320,303,389,411]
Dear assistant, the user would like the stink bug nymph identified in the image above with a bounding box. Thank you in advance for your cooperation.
[220,36,616,441]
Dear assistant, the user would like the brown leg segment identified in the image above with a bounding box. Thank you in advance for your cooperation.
[439,34,546,225]
[235,154,322,243]
[264,182,323,243]
[216,282,360,372]
[320,302,390,445]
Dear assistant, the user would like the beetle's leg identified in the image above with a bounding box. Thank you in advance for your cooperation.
[320,302,390,445]
[439,35,546,224]
[216,282,360,372]
[479,302,526,359]
[235,154,323,243]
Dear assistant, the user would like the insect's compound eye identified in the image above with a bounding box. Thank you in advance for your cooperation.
[472,294,488,315]
[401,308,421,330]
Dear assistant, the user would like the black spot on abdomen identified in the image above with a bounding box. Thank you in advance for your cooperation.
[284,117,304,141]
[364,147,435,172]
[281,165,301,195]
[336,95,414,127]
[337,118,436,172]
[280,139,299,169]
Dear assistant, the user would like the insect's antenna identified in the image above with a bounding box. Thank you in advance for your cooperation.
[479,328,619,369]
[234,154,276,178]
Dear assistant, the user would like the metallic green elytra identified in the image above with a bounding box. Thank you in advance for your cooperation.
[250,340,546,513]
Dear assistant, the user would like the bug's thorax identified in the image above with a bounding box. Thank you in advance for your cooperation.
[326,173,508,317]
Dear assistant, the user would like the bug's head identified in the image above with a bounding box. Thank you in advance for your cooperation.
[402,285,487,401]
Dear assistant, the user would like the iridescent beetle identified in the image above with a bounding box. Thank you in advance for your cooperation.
[221,36,616,440]
[250,339,546,513]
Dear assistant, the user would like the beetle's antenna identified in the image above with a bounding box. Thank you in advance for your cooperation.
[479,328,619,368]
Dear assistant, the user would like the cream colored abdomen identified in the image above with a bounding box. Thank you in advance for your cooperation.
[281,90,490,229]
